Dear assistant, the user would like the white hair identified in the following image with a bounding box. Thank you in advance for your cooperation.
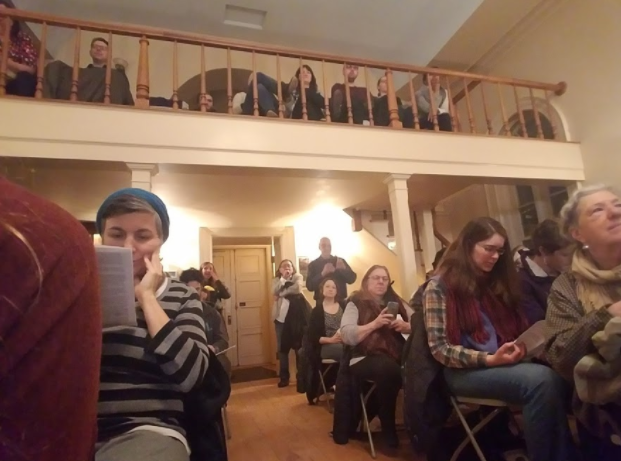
[559,184,619,240]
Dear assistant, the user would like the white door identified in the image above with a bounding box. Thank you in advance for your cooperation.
[234,248,267,366]
[213,248,268,367]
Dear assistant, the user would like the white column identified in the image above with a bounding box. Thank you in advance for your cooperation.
[127,163,159,191]
[384,174,418,298]
[419,209,438,273]
[280,226,297,268]
[198,227,213,266]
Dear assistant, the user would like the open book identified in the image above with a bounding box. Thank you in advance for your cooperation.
[95,245,137,328]
[515,320,546,359]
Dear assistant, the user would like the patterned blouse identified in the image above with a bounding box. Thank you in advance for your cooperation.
[324,307,343,338]
[423,278,489,368]
[3,30,38,68]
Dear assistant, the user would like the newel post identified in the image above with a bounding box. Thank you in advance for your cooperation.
[135,36,150,108]
[386,69,402,128]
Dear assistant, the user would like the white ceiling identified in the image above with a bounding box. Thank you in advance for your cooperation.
[14,0,484,64]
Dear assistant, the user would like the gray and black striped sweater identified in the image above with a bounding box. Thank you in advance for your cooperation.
[97,279,209,442]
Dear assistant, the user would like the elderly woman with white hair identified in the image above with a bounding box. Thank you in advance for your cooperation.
[545,184,621,460]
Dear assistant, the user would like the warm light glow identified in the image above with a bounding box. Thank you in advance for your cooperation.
[293,204,361,260]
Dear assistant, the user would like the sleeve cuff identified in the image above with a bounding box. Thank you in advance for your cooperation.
[476,352,489,367]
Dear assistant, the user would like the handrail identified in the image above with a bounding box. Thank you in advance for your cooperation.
[2,8,566,95]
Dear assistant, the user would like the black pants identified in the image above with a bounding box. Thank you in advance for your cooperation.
[419,112,453,132]
[6,71,37,97]
[350,355,401,432]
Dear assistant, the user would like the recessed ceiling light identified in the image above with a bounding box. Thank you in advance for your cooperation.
[224,5,267,30]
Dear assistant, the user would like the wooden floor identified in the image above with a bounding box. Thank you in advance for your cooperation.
[226,377,425,461]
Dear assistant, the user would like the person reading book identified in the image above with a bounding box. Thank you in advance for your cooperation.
[422,217,578,461]
[94,188,209,461]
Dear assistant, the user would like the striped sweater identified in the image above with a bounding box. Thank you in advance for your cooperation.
[98,278,209,442]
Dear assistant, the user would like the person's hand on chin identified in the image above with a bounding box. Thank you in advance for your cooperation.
[135,251,164,304]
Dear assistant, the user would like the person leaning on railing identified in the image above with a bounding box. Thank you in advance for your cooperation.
[415,69,453,132]
[545,184,621,460]
[0,2,38,97]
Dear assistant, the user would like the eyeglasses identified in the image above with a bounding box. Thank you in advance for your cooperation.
[369,275,390,282]
[477,244,505,256]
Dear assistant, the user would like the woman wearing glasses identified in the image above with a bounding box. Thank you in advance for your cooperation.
[422,217,578,461]
[339,265,410,450]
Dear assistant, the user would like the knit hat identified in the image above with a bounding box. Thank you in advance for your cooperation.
[96,188,170,241]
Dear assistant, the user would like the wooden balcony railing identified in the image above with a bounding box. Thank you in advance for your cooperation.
[0,8,567,140]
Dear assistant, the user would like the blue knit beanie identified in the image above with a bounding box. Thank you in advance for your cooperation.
[96,188,170,241]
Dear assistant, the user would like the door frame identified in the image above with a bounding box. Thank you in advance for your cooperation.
[213,244,276,367]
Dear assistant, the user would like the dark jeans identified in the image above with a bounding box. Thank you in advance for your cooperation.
[6,71,37,97]
[419,112,453,131]
[577,420,621,461]
[242,72,278,116]
[350,355,401,432]
[274,320,299,381]
[444,363,579,461]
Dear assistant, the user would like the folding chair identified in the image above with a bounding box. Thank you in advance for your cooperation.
[449,396,522,461]
[359,382,378,459]
[316,358,338,412]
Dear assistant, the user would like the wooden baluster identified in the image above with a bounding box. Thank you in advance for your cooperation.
[70,27,81,102]
[407,71,420,130]
[454,104,462,132]
[199,44,206,112]
[171,41,179,110]
[34,22,48,99]
[480,82,493,134]
[544,90,558,140]
[364,66,374,126]
[343,63,353,124]
[443,76,456,132]
[226,48,233,114]
[513,85,527,137]
[135,35,150,108]
[299,57,308,121]
[251,51,259,116]
[529,88,544,139]
[0,17,9,95]
[276,54,283,118]
[321,60,330,122]
[463,78,476,133]
[104,32,112,104]
[496,83,510,136]
[428,75,439,131]
[386,68,400,128]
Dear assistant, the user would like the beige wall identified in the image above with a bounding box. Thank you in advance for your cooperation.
[13,165,403,294]
[463,0,620,184]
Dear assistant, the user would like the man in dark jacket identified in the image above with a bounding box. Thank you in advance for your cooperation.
[180,268,231,374]
[305,237,357,300]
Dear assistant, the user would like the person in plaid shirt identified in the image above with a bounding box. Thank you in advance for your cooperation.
[0,2,38,96]
[422,217,578,461]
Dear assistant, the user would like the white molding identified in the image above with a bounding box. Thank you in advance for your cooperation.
[0,99,585,182]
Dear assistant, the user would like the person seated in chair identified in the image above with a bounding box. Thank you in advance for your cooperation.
[94,188,210,461]
[0,2,37,97]
[179,268,231,376]
[423,216,578,461]
[545,185,621,460]
[340,265,411,449]
[416,69,452,132]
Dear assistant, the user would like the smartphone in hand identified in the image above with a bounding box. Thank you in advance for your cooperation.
[386,301,399,318]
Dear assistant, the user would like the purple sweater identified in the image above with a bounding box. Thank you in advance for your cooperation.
[518,255,557,325]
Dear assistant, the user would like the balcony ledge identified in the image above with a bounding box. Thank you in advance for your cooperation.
[0,98,584,181]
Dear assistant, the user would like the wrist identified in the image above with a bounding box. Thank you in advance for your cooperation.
[137,291,157,306]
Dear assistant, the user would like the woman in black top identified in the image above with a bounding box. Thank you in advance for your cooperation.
[200,262,231,310]
[289,64,325,121]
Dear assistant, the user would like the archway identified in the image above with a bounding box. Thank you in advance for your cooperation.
[178,68,252,112]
